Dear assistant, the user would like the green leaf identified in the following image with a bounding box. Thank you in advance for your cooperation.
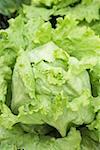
[54,0,100,23]
[0,0,31,15]
[0,31,16,103]
[0,126,81,150]
[53,16,100,59]
[32,0,79,7]
[81,127,100,150]
[90,20,100,36]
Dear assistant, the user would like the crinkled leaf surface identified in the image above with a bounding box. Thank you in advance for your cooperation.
[10,42,94,136]
[0,126,81,150]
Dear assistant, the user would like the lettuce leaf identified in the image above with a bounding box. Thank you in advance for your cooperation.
[4,4,53,51]
[32,0,79,7]
[81,127,100,150]
[53,16,100,59]
[0,31,16,103]
[90,20,100,36]
[0,0,31,15]
[54,0,100,23]
[88,96,100,142]
[0,126,81,150]
[32,16,100,59]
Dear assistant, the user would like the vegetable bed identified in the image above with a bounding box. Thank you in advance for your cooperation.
[0,0,100,149]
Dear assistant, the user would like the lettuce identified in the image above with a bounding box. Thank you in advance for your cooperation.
[0,0,100,149]
[9,42,94,136]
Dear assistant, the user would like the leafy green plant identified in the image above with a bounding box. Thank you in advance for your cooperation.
[0,0,100,149]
